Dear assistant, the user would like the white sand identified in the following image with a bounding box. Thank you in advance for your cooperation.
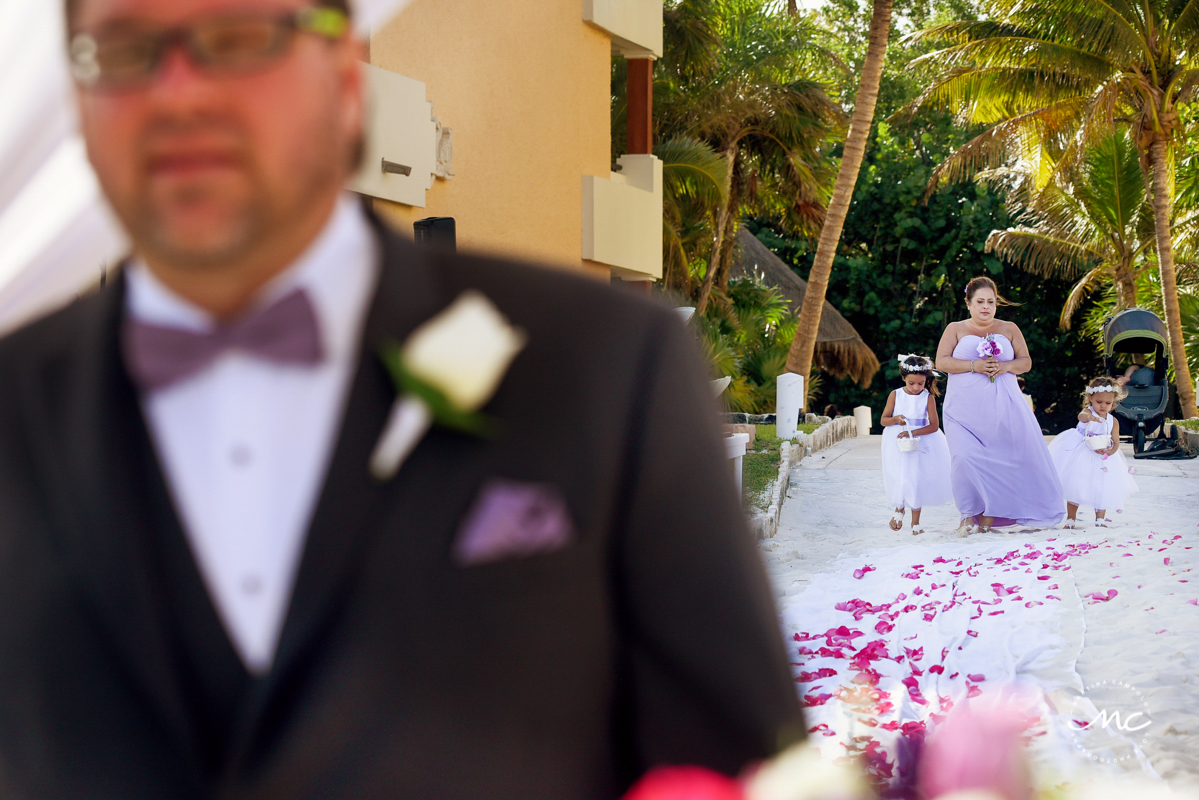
[760,436,1199,790]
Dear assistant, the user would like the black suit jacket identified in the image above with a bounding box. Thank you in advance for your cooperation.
[0,219,803,798]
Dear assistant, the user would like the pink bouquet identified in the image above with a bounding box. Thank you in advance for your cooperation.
[976,334,1002,382]
[621,767,743,800]
[918,705,1033,800]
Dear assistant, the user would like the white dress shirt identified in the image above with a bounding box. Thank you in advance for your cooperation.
[126,195,379,674]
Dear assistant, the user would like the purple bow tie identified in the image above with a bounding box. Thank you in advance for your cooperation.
[123,288,325,392]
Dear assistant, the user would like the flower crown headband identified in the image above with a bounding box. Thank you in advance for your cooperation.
[1086,384,1116,394]
[897,354,939,375]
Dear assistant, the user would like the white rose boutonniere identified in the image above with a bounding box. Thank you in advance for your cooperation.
[369,290,527,481]
[744,742,871,800]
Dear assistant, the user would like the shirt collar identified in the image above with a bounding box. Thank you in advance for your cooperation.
[125,194,379,366]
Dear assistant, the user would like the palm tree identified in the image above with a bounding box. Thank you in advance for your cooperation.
[655,0,844,313]
[784,0,895,404]
[984,131,1156,328]
[656,136,729,295]
[902,0,1199,417]
[699,275,824,412]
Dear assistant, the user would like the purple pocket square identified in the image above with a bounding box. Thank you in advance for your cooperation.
[452,479,576,566]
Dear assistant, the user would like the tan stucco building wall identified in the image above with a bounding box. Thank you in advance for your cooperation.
[369,0,613,277]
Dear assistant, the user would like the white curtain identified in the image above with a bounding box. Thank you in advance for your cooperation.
[0,0,411,335]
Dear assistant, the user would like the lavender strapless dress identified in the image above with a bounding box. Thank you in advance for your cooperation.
[943,333,1065,528]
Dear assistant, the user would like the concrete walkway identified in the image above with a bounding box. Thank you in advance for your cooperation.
[761,435,1199,785]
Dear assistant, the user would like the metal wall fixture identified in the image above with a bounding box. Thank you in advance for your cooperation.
[381,159,412,176]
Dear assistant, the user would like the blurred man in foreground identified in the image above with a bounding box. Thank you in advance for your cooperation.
[0,0,803,796]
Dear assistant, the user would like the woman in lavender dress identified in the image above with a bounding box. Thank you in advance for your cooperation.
[935,277,1065,535]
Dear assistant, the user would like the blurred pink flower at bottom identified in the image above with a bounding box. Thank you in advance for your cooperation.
[622,767,743,800]
[918,705,1032,800]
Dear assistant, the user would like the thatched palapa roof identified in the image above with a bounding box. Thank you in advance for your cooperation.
[730,227,880,386]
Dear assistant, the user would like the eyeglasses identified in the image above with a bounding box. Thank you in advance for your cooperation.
[69,6,349,90]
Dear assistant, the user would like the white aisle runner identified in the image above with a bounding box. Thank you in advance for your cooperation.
[778,537,1161,791]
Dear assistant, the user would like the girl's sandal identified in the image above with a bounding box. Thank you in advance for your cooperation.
[1062,519,1077,530]
[911,526,925,536]
[954,521,973,538]
[977,526,992,533]
[889,510,905,531]
[1096,519,1115,528]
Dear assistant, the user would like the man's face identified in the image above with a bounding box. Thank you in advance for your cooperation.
[72,0,363,270]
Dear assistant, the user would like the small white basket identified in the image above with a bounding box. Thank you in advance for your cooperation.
[1086,435,1110,452]
[897,426,919,452]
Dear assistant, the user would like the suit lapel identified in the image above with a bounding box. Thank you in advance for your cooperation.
[227,222,450,762]
[21,276,201,767]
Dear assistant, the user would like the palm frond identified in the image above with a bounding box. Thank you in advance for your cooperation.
[1074,130,1146,236]
[1061,265,1111,328]
[656,136,730,207]
[1165,0,1199,50]
[910,36,1117,84]
[985,227,1102,279]
[921,96,1092,196]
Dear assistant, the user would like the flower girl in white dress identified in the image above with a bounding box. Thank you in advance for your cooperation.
[1048,377,1138,528]
[880,354,953,534]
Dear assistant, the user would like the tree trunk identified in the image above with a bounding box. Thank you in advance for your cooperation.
[694,148,736,314]
[715,172,745,295]
[1147,137,1198,418]
[1114,261,1137,310]
[785,0,893,402]
[662,247,675,294]
[671,250,691,297]
[715,220,738,293]
[787,0,799,15]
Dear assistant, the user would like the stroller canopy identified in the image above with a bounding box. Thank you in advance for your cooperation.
[1104,307,1169,357]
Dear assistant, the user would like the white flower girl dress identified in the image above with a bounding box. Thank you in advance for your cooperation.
[1047,409,1138,512]
[881,388,953,511]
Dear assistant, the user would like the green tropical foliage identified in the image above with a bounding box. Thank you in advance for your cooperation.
[621,0,845,309]
[656,136,729,290]
[983,131,1157,328]
[627,0,1199,424]
[755,115,1103,433]
[699,276,822,413]
[902,0,1199,414]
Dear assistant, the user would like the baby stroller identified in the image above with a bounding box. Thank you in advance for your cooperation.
[1103,308,1196,459]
